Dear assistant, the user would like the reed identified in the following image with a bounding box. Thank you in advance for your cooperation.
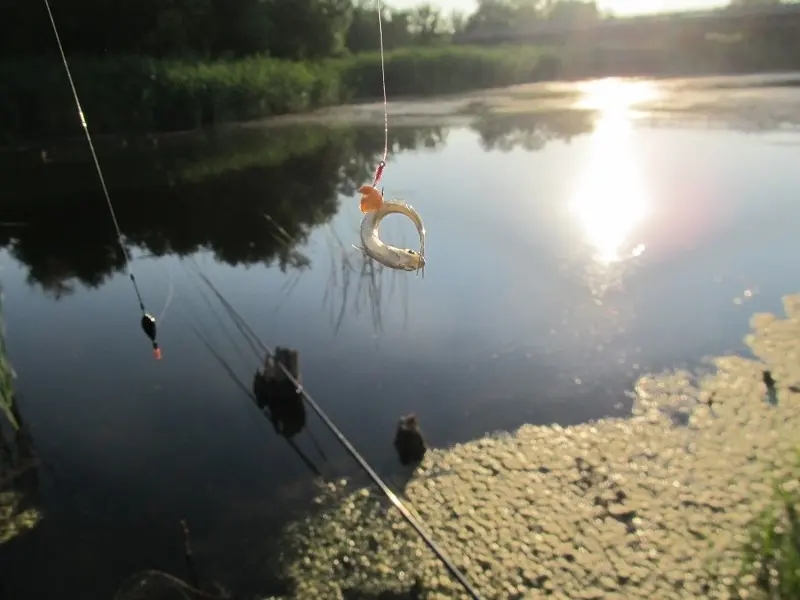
[0,46,558,141]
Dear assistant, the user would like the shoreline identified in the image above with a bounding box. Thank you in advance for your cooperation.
[275,294,800,599]
[2,70,800,153]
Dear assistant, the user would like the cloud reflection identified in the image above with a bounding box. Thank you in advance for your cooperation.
[571,79,657,264]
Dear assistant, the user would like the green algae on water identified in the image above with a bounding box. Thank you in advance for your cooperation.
[276,294,800,599]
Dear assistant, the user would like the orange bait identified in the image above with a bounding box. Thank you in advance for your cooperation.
[359,185,385,213]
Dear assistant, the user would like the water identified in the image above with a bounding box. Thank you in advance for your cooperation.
[2,75,800,598]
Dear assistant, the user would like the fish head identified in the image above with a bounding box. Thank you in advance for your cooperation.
[400,248,425,271]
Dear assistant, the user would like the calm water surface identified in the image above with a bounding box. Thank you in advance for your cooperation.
[2,76,800,598]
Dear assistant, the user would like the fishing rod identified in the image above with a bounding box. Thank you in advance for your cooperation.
[42,0,161,359]
[190,268,483,600]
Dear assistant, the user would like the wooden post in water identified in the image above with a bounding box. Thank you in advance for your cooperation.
[253,347,305,438]
[273,347,301,383]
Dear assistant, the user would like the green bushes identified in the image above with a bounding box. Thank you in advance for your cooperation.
[0,46,560,141]
[0,55,344,140]
[2,35,798,142]
[339,45,556,99]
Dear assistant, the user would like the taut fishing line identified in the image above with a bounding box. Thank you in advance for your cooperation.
[42,0,161,359]
[375,0,389,186]
[355,0,428,275]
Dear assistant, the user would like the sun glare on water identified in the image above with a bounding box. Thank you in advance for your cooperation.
[570,79,658,265]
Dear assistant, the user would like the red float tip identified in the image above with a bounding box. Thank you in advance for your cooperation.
[153,347,162,360]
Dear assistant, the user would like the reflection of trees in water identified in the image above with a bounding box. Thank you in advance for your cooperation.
[8,230,124,299]
[0,124,446,298]
[471,110,598,152]
[0,112,611,298]
[334,126,449,197]
[471,101,800,152]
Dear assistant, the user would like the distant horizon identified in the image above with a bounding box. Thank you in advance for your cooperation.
[387,0,729,17]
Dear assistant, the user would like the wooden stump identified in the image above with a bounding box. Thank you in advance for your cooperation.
[253,348,305,438]
[394,414,427,466]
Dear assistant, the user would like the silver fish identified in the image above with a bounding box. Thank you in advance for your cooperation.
[356,198,426,274]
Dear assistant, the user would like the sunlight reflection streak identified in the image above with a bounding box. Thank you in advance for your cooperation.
[571,80,657,265]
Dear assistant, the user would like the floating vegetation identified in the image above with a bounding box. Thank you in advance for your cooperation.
[276,295,800,599]
[280,480,457,599]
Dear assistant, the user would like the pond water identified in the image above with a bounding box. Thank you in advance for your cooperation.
[2,75,800,598]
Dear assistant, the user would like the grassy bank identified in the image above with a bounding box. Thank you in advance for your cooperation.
[0,46,554,141]
[1,36,797,142]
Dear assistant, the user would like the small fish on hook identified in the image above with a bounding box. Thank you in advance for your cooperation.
[356,195,426,274]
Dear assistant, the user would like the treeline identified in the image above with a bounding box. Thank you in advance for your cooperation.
[0,0,604,60]
[0,0,797,141]
[3,0,794,61]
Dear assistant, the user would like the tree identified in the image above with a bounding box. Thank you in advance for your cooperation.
[545,1,599,26]
[462,0,549,37]
[261,0,353,59]
[408,3,446,45]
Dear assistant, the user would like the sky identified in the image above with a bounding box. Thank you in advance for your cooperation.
[388,0,728,17]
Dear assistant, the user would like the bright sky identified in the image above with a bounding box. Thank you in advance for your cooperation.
[388,0,728,16]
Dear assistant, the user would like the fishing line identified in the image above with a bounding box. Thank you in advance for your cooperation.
[132,252,176,326]
[157,262,175,325]
[372,0,389,187]
[184,259,264,364]
[184,264,261,371]
[183,264,327,477]
[189,311,324,479]
[42,0,161,359]
[190,268,483,600]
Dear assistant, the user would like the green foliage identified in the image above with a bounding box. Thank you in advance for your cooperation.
[1,0,799,141]
[339,45,555,98]
[0,122,452,291]
[0,0,354,60]
[733,452,800,599]
[0,47,560,141]
[0,55,344,140]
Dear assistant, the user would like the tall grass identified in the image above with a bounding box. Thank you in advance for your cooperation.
[733,451,800,599]
[0,55,344,140]
[0,46,558,141]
